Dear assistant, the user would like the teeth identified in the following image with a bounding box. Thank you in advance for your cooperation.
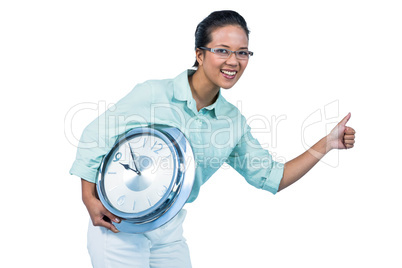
[221,70,236,76]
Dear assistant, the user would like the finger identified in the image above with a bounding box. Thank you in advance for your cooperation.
[344,134,355,140]
[96,217,120,233]
[339,112,351,126]
[345,143,354,149]
[102,211,121,233]
[103,210,121,224]
[344,139,355,145]
[343,138,355,150]
[107,222,120,233]
[345,127,356,135]
[91,209,121,231]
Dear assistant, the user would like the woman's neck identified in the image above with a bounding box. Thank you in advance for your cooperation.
[188,69,220,111]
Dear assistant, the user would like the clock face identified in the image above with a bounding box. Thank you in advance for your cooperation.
[101,132,177,214]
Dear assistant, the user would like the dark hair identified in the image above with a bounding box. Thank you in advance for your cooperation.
[193,10,250,67]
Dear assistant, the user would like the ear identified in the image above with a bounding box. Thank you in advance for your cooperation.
[195,48,205,66]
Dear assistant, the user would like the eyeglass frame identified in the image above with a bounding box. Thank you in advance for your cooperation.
[198,47,254,60]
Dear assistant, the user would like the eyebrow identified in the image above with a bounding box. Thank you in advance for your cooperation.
[216,44,249,50]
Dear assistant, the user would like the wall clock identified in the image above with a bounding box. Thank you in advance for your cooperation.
[97,125,195,233]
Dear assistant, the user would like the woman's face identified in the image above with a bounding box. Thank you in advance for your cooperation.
[197,25,250,90]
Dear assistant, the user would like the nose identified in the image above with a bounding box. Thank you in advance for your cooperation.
[225,52,239,66]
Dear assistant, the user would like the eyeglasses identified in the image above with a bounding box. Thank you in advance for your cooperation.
[199,47,254,60]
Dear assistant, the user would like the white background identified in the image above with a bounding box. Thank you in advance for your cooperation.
[1,0,401,267]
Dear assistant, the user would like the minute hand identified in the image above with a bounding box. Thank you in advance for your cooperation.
[128,143,141,175]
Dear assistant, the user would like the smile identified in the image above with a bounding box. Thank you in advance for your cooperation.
[220,69,237,78]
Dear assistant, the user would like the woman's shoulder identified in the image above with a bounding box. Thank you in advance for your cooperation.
[142,74,176,93]
[126,76,175,103]
[144,76,174,87]
[217,95,245,118]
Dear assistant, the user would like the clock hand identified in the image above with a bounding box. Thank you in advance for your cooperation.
[119,162,140,175]
[128,143,141,175]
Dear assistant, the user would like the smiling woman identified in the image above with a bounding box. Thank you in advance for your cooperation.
[70,9,356,268]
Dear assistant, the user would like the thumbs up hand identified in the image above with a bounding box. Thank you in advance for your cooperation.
[327,113,356,150]
[278,113,356,192]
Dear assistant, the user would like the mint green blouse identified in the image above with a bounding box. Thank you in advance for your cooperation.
[70,69,284,202]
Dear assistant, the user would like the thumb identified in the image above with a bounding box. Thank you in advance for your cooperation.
[339,112,351,127]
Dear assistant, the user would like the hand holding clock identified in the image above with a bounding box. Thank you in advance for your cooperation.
[81,179,121,233]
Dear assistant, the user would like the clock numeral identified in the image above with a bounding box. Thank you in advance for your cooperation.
[117,195,126,206]
[112,152,122,162]
[147,196,152,207]
[154,144,163,154]
[151,141,163,154]
[143,136,164,154]
[142,137,147,148]
[150,141,157,150]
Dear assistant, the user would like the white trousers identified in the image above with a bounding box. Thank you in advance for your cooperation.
[87,209,192,268]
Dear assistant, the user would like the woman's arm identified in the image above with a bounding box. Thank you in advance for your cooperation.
[81,179,121,233]
[278,113,355,192]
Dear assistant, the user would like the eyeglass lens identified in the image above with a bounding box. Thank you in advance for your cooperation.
[214,48,251,59]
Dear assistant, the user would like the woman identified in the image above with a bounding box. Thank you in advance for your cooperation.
[70,10,356,268]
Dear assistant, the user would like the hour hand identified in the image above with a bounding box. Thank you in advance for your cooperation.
[128,143,141,175]
[119,162,140,175]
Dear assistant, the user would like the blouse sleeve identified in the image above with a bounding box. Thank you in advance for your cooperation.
[69,81,153,183]
[225,125,284,194]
